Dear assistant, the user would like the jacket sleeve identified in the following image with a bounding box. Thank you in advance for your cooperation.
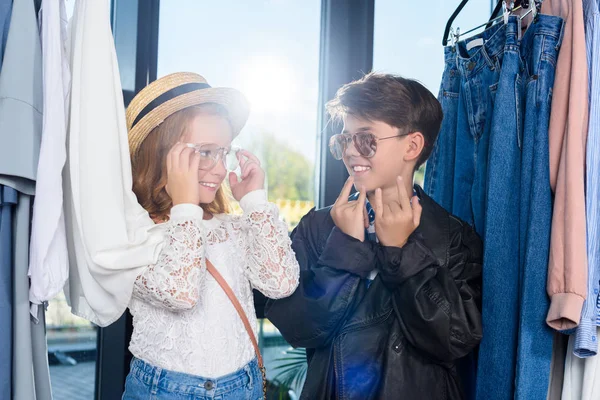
[377,219,483,363]
[265,209,376,349]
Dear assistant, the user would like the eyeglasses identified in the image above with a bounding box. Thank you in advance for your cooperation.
[328,131,410,160]
[184,143,241,171]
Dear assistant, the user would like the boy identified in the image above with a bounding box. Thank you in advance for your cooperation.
[265,73,483,399]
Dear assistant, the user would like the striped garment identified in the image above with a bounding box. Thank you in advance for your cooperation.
[573,0,600,357]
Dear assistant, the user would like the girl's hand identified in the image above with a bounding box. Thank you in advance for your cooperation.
[228,150,265,201]
[165,142,201,206]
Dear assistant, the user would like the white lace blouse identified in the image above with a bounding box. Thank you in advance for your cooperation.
[128,190,299,378]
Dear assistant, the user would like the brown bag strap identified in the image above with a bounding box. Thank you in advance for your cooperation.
[205,259,264,369]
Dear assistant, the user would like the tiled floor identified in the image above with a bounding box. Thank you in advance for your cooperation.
[50,362,95,400]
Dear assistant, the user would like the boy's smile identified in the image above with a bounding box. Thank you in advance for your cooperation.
[348,161,372,177]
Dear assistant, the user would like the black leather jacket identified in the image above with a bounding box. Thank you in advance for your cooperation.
[265,186,483,400]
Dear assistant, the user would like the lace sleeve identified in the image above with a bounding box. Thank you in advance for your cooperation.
[133,204,206,311]
[238,190,300,299]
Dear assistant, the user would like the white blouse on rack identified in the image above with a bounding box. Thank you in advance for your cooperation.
[128,190,299,378]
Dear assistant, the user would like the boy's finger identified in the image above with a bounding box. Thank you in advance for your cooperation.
[388,200,402,214]
[357,187,367,208]
[335,176,355,205]
[386,203,394,217]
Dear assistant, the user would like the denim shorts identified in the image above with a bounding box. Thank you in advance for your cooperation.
[122,357,264,400]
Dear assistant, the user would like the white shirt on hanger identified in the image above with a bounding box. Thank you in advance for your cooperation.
[28,0,71,317]
[63,0,167,327]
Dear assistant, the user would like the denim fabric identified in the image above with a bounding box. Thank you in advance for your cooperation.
[425,24,508,400]
[424,22,505,235]
[0,185,17,400]
[423,47,460,213]
[476,16,524,400]
[122,357,264,400]
[515,15,564,400]
[574,0,600,358]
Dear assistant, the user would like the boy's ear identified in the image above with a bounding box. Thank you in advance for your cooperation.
[403,131,425,163]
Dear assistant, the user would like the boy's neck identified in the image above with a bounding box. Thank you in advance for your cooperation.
[367,174,415,206]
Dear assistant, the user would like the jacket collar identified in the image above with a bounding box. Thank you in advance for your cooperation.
[413,185,450,268]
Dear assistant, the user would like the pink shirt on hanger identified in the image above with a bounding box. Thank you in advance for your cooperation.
[542,0,589,331]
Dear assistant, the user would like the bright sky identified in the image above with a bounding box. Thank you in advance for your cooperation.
[158,0,321,164]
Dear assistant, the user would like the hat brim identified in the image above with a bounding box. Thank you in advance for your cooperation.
[128,87,249,161]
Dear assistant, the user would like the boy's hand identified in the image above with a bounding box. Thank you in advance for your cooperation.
[331,177,367,242]
[373,176,422,248]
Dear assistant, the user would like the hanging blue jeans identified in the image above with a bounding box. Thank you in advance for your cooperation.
[423,47,460,214]
[425,22,508,400]
[425,22,505,235]
[476,15,564,400]
[476,16,523,400]
[515,14,564,400]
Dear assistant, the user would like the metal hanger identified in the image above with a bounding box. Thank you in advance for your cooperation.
[442,0,470,46]
[448,0,541,46]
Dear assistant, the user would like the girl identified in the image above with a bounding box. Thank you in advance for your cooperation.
[122,72,299,399]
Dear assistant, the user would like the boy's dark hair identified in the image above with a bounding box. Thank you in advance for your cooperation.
[326,72,443,169]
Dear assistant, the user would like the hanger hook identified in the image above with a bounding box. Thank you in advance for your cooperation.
[502,1,510,24]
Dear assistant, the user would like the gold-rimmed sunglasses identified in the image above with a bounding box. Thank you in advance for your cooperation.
[329,131,411,160]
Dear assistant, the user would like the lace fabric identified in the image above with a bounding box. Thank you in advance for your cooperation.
[129,200,299,377]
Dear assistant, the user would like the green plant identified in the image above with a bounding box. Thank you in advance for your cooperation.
[271,347,307,398]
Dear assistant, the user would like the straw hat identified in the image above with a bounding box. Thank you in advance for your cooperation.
[126,72,250,161]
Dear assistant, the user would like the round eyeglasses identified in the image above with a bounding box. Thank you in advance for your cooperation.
[185,143,241,171]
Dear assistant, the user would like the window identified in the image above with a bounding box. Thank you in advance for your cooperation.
[373,0,491,185]
[158,1,321,395]
[158,0,321,233]
[47,294,98,400]
[111,0,139,93]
